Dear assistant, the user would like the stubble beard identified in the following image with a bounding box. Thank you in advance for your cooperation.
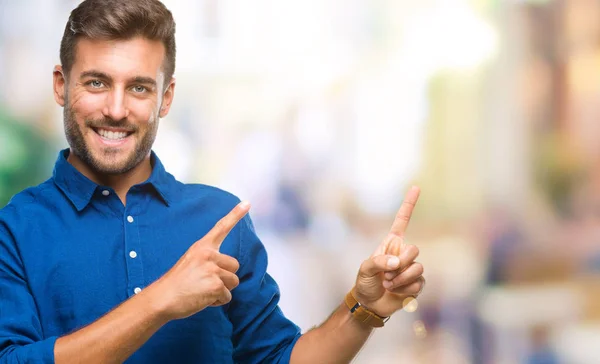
[63,101,159,176]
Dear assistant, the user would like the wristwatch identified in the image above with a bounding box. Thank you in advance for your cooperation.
[344,289,389,328]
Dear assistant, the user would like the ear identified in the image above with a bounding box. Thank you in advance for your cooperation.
[53,65,67,107]
[159,77,176,118]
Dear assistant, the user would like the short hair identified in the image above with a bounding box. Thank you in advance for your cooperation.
[60,0,176,84]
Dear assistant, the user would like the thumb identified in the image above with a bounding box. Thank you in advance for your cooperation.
[359,255,401,277]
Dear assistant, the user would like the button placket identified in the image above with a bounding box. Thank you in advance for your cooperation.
[124,210,144,297]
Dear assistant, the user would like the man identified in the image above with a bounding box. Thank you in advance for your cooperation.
[0,0,425,363]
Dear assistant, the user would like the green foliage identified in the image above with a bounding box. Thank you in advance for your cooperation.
[0,108,54,207]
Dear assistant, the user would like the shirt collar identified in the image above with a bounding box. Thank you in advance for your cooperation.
[53,149,173,211]
[143,151,173,207]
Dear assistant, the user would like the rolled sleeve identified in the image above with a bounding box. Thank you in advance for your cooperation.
[0,221,56,364]
[229,216,301,364]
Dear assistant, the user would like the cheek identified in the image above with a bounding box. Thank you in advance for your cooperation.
[130,100,159,125]
[70,93,105,120]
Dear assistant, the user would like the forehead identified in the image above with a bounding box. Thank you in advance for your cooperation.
[72,37,166,82]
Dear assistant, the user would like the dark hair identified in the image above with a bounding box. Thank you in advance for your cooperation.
[60,0,176,84]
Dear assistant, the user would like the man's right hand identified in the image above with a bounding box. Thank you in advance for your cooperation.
[52,201,251,364]
[149,201,251,321]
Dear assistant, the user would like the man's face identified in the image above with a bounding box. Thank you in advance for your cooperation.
[53,37,174,175]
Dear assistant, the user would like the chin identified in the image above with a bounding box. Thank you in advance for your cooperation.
[88,149,139,175]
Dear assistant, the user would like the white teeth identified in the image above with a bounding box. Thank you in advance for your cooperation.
[97,129,128,140]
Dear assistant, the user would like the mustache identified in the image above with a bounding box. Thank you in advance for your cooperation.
[85,118,138,132]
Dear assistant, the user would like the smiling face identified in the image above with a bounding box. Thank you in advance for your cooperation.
[53,36,175,176]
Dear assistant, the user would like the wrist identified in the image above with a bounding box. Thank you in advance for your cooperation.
[344,288,389,328]
[343,305,376,332]
[140,280,174,324]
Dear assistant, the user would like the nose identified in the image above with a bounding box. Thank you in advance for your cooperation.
[102,87,129,121]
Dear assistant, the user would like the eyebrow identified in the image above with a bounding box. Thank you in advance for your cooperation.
[79,70,157,88]
[131,76,157,87]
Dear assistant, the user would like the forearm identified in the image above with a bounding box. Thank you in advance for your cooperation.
[290,303,373,364]
[54,284,169,364]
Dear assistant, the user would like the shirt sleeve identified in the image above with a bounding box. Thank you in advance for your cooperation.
[228,215,302,364]
[0,220,57,363]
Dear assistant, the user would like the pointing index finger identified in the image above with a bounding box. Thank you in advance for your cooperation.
[205,201,251,248]
[389,186,420,237]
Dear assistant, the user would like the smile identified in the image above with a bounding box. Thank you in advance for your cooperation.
[93,128,133,141]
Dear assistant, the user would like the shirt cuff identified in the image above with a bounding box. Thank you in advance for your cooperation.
[276,333,302,364]
[14,336,58,363]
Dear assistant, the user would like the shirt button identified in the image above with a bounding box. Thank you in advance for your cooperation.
[134,287,142,294]
[102,190,110,196]
[127,216,134,223]
[129,251,137,259]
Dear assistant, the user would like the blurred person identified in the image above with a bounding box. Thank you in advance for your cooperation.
[525,326,559,364]
[0,1,426,363]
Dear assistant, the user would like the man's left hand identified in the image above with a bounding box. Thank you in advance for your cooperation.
[352,186,424,318]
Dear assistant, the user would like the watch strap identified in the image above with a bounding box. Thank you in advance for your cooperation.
[344,289,389,328]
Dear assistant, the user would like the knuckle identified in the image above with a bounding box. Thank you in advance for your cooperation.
[394,268,419,287]
[396,213,410,222]
[231,275,240,289]
[393,275,407,287]
[201,261,218,275]
[409,281,422,295]
[208,263,221,275]
[208,277,224,291]
[198,248,215,261]
[215,219,226,232]
[231,259,240,273]
[395,282,419,296]
[414,262,424,276]
[406,244,420,257]
[222,291,233,304]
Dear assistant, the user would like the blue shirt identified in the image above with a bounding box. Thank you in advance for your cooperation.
[0,149,301,363]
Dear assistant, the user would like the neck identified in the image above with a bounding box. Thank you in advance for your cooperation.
[67,150,153,205]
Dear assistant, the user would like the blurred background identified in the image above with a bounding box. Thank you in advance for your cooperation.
[1,0,600,362]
